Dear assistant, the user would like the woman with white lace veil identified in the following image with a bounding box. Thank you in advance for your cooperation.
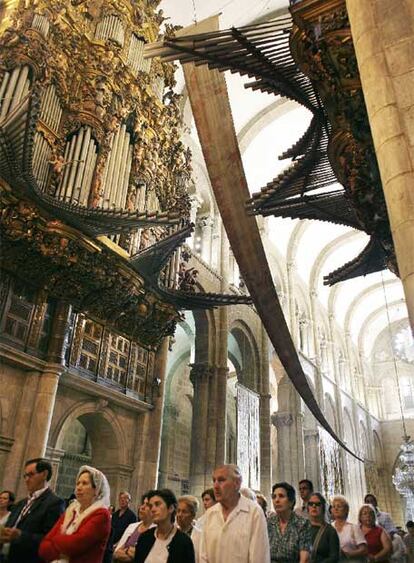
[39,465,111,563]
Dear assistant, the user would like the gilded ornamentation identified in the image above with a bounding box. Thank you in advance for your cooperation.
[0,194,180,347]
[0,0,194,347]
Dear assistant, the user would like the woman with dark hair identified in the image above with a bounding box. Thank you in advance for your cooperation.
[114,491,155,562]
[39,465,111,563]
[0,491,15,526]
[359,504,392,562]
[134,489,195,563]
[307,492,340,562]
[267,482,311,562]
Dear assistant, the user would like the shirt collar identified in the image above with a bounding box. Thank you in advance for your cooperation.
[29,485,49,501]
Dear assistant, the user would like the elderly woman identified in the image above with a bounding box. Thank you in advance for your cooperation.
[39,465,111,563]
[359,504,392,562]
[113,491,155,562]
[267,482,312,562]
[134,489,195,563]
[307,492,340,562]
[331,495,368,562]
[177,496,201,563]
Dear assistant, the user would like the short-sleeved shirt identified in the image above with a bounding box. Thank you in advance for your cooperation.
[267,512,311,562]
[333,521,367,563]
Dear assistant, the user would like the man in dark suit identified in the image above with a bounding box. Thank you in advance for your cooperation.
[0,457,64,562]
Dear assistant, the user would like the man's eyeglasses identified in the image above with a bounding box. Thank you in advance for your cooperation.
[23,471,38,479]
[308,501,322,507]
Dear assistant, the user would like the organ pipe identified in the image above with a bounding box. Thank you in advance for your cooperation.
[101,124,133,209]
[32,14,50,37]
[95,15,124,47]
[0,66,31,119]
[56,126,97,203]
[40,84,62,132]
[127,35,151,75]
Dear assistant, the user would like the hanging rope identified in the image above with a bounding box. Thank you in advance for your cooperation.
[191,0,198,24]
[381,272,409,440]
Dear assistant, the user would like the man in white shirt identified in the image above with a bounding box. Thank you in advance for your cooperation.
[199,464,270,563]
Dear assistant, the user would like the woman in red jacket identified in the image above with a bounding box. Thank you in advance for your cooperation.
[39,465,111,563]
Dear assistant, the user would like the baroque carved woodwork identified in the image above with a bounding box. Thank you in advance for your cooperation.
[0,0,192,352]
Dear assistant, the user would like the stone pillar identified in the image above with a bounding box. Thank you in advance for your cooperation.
[2,370,40,493]
[134,337,169,499]
[259,325,272,497]
[304,429,321,491]
[271,410,304,485]
[0,435,14,487]
[158,404,179,489]
[23,367,61,462]
[7,301,72,496]
[272,375,305,484]
[215,223,229,464]
[346,0,414,331]
[215,366,229,465]
[24,302,72,461]
[206,366,218,476]
[189,363,212,495]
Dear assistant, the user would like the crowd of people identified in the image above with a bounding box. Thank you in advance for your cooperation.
[0,458,413,562]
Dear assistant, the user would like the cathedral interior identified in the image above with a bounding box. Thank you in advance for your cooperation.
[0,0,413,526]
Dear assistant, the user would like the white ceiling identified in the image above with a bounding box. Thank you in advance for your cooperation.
[159,0,289,29]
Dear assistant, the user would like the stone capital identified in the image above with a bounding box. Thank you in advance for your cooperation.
[189,363,214,385]
[271,411,294,429]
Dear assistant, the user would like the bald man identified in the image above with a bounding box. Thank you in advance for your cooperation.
[199,464,270,563]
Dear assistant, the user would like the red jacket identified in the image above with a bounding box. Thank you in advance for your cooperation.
[39,507,111,563]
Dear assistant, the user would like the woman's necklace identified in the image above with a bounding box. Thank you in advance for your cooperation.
[157,524,174,540]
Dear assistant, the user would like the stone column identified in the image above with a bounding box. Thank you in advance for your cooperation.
[259,326,272,497]
[189,363,212,495]
[304,429,321,491]
[272,375,305,484]
[271,411,304,484]
[23,367,61,463]
[215,223,229,464]
[24,302,72,461]
[158,404,179,489]
[134,337,169,499]
[2,370,40,493]
[0,435,14,487]
[9,302,72,496]
[346,0,414,330]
